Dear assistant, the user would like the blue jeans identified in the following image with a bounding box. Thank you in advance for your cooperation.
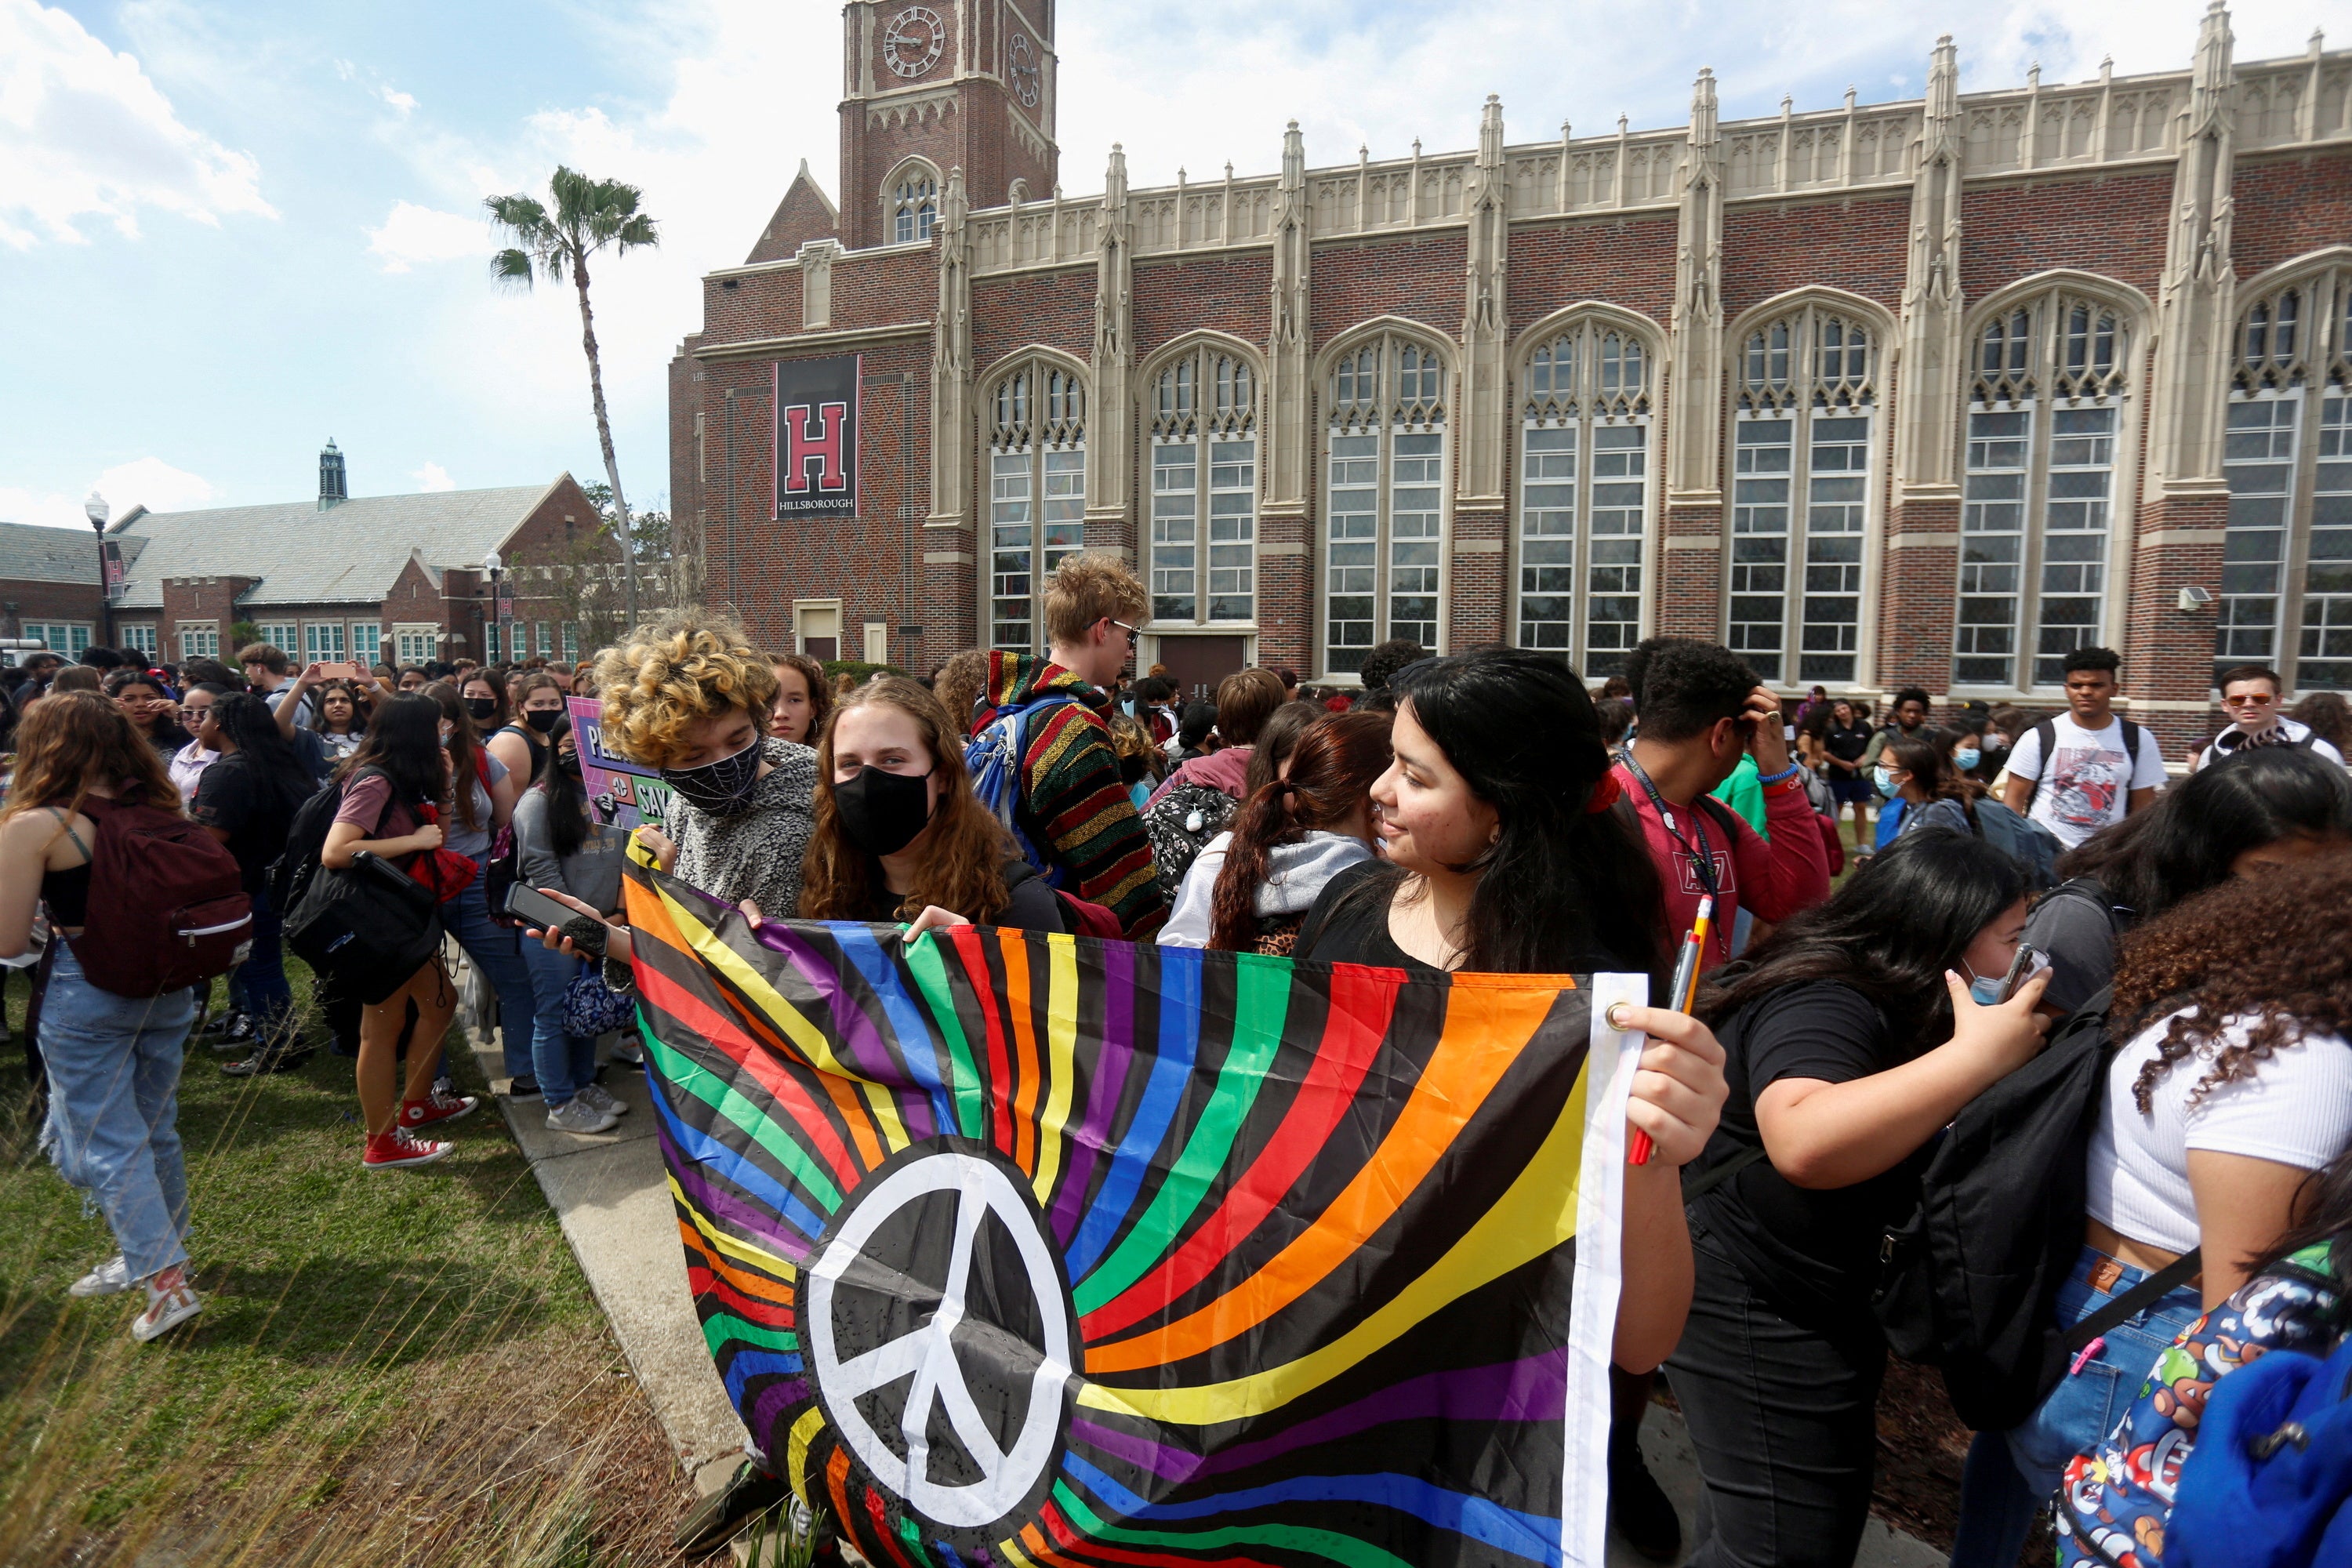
[234,884,293,1045]
[520,938,597,1107]
[439,864,536,1079]
[40,944,198,1281]
[1948,1243,2205,1567]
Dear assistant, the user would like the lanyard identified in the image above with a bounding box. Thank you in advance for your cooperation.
[1621,754,1731,956]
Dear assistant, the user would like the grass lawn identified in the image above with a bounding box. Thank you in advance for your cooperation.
[0,954,685,1566]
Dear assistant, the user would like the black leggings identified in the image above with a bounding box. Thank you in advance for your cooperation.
[1664,1231,1886,1568]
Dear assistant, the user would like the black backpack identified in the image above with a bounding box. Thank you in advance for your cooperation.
[267,775,352,916]
[1143,783,1239,906]
[1870,984,2200,1430]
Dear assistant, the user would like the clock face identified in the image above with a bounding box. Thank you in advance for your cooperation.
[1008,32,1039,107]
[882,6,945,79]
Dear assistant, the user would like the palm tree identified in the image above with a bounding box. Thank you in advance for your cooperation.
[487,166,659,626]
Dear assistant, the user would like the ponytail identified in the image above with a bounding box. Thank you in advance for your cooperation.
[1207,711,1392,953]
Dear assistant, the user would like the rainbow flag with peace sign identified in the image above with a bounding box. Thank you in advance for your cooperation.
[621,858,1643,1568]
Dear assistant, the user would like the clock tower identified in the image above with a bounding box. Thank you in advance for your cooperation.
[839,0,1060,251]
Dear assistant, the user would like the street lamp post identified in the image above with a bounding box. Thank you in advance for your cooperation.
[483,550,504,662]
[84,490,111,651]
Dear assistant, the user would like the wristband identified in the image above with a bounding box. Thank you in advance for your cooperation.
[1756,764,1803,787]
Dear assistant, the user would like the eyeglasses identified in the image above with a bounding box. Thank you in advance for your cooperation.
[2222,691,2278,708]
[1108,619,1142,645]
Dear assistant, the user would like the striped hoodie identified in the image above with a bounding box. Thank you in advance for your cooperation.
[975,652,1167,936]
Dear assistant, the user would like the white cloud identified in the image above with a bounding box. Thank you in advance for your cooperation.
[366,199,484,273]
[0,0,273,248]
[0,456,218,529]
[412,463,456,492]
[379,84,416,114]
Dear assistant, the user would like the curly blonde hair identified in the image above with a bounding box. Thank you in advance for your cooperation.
[593,613,780,768]
[1044,551,1149,647]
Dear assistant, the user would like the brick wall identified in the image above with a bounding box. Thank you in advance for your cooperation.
[1309,234,1465,347]
[1508,216,1676,330]
[1722,195,1909,321]
[0,579,104,643]
[1959,172,2172,300]
[1134,253,1270,354]
[1878,499,1962,695]
[2233,152,2352,279]
[972,267,1095,371]
[2126,490,2230,754]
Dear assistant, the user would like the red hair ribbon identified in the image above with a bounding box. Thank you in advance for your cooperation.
[1584,769,1623,814]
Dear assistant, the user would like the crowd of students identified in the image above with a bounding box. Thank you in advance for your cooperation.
[16,558,2352,1566]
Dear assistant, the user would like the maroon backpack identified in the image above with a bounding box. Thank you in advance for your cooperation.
[67,794,252,998]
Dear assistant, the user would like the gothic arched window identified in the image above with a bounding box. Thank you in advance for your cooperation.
[1148,347,1258,624]
[892,173,938,244]
[1954,286,2133,690]
[985,361,1087,652]
[2221,264,2352,691]
[1323,334,1447,674]
[1729,304,1878,684]
[1515,318,1653,673]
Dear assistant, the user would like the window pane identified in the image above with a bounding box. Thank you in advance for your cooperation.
[2220,396,2297,683]
[1325,433,1379,671]
[1207,437,1255,622]
[1956,406,2031,685]
[2035,405,2114,684]
[2303,394,2352,689]
[1730,419,1793,680]
[1585,422,1647,674]
[1517,425,1576,652]
[1800,412,1869,683]
[990,450,1035,650]
[1388,430,1443,652]
[1150,441,1198,622]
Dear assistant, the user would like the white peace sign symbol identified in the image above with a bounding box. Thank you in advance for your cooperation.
[808,1150,1076,1529]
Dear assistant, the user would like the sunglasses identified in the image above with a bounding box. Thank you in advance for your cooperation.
[1107,619,1142,644]
[2221,691,2277,707]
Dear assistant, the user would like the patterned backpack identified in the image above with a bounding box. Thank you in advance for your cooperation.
[1143,782,1239,908]
[963,694,1076,880]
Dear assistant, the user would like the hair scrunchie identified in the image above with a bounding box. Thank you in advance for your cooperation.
[1582,769,1623,814]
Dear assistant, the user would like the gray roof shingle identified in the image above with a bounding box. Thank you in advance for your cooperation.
[111,481,564,611]
[0,520,114,586]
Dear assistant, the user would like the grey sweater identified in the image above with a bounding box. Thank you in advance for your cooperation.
[514,786,627,915]
[649,736,818,917]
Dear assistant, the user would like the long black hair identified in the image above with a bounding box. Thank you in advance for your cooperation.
[338,691,448,815]
[1332,648,1669,983]
[209,691,314,807]
[1700,829,2028,1051]
[2058,745,2352,924]
[538,713,589,858]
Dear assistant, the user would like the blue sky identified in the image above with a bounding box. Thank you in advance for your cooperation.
[4,0,2344,532]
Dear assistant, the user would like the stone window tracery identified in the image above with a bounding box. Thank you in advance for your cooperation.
[1323,334,1447,675]
[1515,318,1653,675]
[1955,286,2132,690]
[1149,347,1258,625]
[2222,263,2352,690]
[892,172,939,245]
[1730,304,1878,684]
[986,361,1087,652]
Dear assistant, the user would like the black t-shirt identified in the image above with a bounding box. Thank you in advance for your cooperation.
[854,858,1067,935]
[1293,861,1444,976]
[1823,720,1873,764]
[1686,980,1932,1327]
[192,752,315,894]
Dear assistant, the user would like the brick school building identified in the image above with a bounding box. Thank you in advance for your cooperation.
[670,1,2352,746]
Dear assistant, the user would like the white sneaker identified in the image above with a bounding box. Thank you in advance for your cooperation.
[71,1254,131,1298]
[611,1040,644,1065]
[546,1098,620,1135]
[132,1279,202,1342]
[575,1083,629,1119]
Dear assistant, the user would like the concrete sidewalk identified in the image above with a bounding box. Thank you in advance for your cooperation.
[466,1022,1942,1566]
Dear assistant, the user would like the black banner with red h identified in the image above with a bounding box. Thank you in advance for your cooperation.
[773,354,861,521]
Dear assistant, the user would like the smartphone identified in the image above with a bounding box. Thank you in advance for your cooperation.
[1995,943,2048,1004]
[503,884,608,960]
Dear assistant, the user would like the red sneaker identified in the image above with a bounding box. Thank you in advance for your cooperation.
[399,1091,478,1131]
[364,1128,453,1171]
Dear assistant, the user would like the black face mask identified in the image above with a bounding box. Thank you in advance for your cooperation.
[833,767,935,858]
[660,736,766,816]
[524,708,561,734]
[464,696,498,722]
[558,753,584,779]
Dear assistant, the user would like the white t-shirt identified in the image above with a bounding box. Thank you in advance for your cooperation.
[2191,715,2347,772]
[2006,713,2168,849]
[2087,1007,2352,1256]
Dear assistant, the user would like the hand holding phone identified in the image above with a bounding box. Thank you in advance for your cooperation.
[504,883,611,960]
[1997,942,2050,1004]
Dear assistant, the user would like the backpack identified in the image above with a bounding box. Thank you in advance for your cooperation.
[1871,985,2203,1430]
[66,796,252,999]
[963,694,1076,880]
[1144,782,1238,907]
[2168,1333,2352,1567]
[2024,715,2150,811]
[1969,796,2063,889]
[268,777,352,916]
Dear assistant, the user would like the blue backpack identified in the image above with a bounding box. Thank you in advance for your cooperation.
[1970,796,2063,889]
[2169,1332,2352,1567]
[963,694,1075,883]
